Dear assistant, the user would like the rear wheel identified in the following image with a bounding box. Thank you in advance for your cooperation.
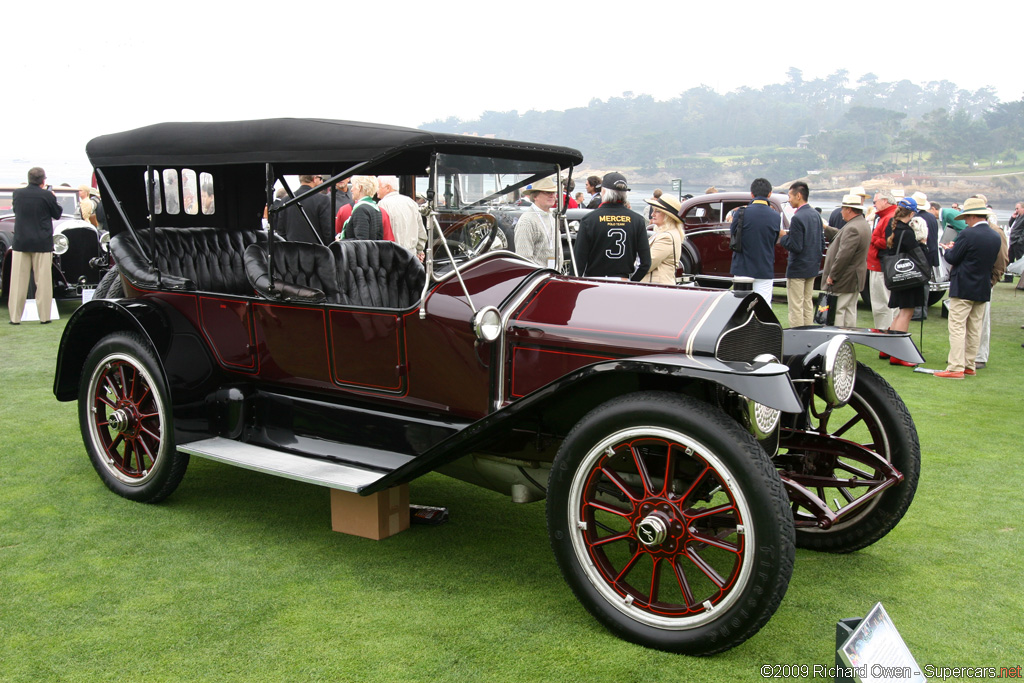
[547,392,794,655]
[78,332,188,503]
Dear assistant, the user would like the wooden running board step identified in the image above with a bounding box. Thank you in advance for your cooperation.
[179,437,406,493]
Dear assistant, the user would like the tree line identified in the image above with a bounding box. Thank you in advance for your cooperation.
[422,69,1024,184]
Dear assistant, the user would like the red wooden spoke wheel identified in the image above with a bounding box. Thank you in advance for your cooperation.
[548,392,794,655]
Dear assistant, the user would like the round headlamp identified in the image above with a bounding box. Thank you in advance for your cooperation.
[822,335,857,406]
[744,398,781,439]
[100,232,110,253]
[472,306,502,343]
[53,233,70,255]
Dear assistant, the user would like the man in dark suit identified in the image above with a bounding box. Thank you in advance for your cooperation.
[10,167,62,325]
[275,175,333,245]
[935,197,1003,378]
[1008,200,1024,263]
[730,177,781,304]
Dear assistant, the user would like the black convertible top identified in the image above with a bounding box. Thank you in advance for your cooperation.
[86,118,583,171]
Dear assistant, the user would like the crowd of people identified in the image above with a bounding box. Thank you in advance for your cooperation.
[728,177,1016,378]
[7,164,1021,375]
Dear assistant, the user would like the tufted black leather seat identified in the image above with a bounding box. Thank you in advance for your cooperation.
[110,227,266,294]
[244,242,342,304]
[331,240,425,309]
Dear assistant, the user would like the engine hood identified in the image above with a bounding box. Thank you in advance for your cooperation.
[509,277,779,359]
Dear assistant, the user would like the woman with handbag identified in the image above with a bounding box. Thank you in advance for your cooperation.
[643,194,686,285]
[886,197,929,366]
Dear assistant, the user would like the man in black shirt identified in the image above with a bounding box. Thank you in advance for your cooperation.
[573,172,650,280]
[10,167,62,324]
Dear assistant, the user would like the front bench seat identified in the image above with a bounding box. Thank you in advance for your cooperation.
[331,240,425,309]
[244,242,343,304]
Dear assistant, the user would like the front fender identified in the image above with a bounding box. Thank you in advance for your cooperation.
[361,353,801,494]
[784,326,924,367]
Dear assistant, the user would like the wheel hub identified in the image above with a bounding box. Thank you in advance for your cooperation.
[634,503,686,552]
[636,514,668,547]
[108,408,131,434]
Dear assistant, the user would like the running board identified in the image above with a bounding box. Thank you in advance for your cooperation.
[178,437,394,493]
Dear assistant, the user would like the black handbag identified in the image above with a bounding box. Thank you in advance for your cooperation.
[813,288,837,325]
[882,231,929,291]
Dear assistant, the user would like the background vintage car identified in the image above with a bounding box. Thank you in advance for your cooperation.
[0,185,110,304]
[676,191,947,306]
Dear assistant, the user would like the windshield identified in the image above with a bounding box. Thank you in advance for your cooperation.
[427,154,562,210]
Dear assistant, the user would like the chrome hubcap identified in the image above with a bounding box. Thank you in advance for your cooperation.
[636,514,668,547]
[108,408,130,433]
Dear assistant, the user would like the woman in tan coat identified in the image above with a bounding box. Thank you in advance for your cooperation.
[643,194,686,285]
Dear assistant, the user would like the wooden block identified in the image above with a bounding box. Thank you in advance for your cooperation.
[330,484,409,540]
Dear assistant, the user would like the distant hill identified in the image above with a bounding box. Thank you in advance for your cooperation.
[423,69,1024,199]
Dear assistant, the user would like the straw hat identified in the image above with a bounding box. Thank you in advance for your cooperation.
[911,191,928,209]
[955,197,990,219]
[524,177,558,195]
[849,186,869,198]
[644,195,682,222]
[840,194,865,210]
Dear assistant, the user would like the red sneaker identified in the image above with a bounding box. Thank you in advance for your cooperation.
[935,370,965,379]
[889,358,917,367]
[964,368,976,376]
[879,352,890,360]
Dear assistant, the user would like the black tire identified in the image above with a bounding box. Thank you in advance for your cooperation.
[547,391,795,655]
[93,266,123,299]
[927,289,945,307]
[793,363,920,552]
[78,332,188,503]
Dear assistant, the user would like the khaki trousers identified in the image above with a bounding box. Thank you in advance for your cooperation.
[9,250,53,323]
[946,297,987,372]
[833,291,859,327]
[868,270,894,330]
[787,278,815,327]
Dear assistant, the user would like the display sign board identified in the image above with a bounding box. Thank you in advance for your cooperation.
[837,602,926,682]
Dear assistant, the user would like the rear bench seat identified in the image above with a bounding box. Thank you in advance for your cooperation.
[110,227,264,295]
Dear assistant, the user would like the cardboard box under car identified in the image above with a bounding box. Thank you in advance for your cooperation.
[330,484,409,540]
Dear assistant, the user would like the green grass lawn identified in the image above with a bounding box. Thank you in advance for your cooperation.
[1,286,1022,682]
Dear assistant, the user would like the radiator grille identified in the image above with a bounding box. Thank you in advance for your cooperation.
[716,313,783,363]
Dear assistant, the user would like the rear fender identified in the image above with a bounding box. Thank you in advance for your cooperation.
[53,299,173,401]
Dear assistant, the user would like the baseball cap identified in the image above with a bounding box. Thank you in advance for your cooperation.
[602,172,630,192]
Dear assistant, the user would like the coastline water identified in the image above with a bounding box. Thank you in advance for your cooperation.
[1,156,94,188]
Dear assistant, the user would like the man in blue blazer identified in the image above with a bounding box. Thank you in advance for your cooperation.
[730,177,781,304]
[936,197,1003,378]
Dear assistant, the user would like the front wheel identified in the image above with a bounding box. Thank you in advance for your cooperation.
[547,392,794,655]
[792,363,920,552]
[78,332,188,503]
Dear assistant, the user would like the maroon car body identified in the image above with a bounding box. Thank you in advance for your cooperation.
[52,119,922,656]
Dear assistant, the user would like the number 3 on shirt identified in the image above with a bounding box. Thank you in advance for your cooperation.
[605,227,627,259]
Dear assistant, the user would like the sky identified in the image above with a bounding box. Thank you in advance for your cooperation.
[3,0,1020,184]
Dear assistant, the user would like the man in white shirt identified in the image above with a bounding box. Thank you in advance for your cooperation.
[377,175,427,260]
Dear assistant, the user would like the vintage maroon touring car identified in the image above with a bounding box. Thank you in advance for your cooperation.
[53,119,923,655]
